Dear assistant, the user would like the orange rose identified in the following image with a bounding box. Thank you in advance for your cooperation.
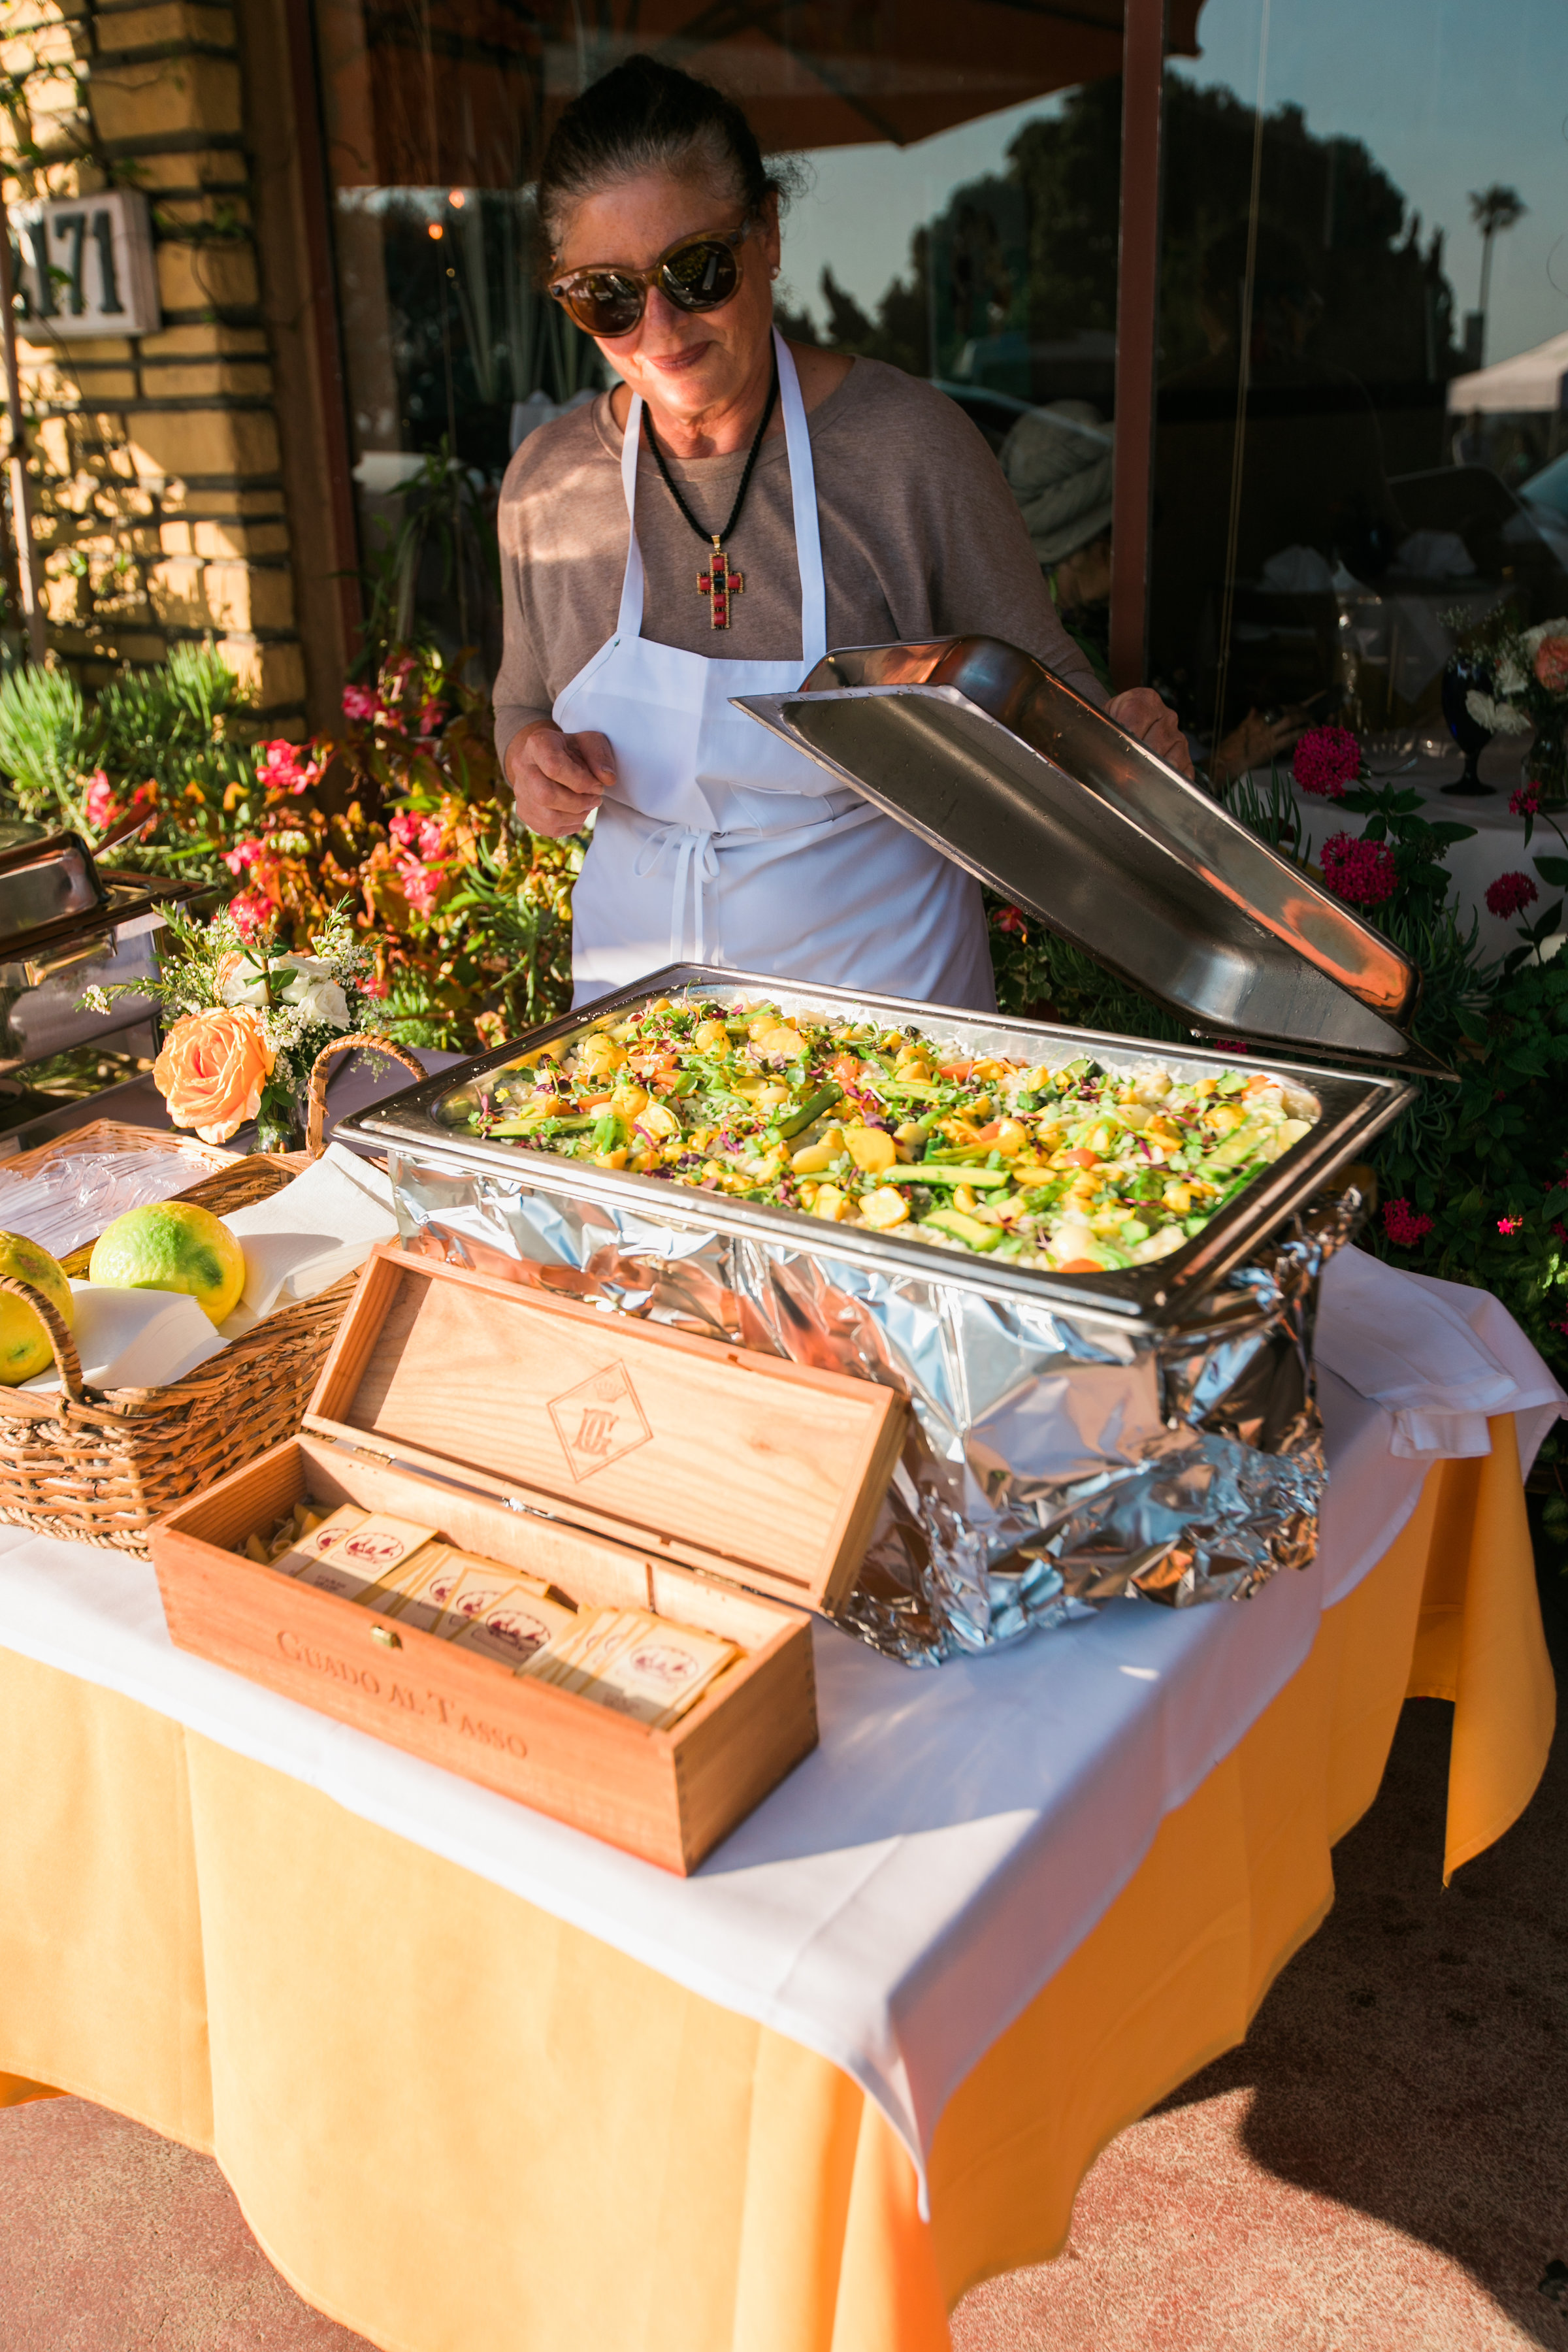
[1534,635,1568,694]
[152,1007,276,1143]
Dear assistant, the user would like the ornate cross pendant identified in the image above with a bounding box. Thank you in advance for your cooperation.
[698,541,744,629]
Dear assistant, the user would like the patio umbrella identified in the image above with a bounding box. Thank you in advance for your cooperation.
[325,0,1205,186]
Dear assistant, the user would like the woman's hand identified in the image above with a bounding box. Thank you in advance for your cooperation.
[505,722,615,838]
[1107,687,1195,781]
[1207,706,1307,788]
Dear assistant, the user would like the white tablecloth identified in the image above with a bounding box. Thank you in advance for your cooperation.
[0,1254,1558,2204]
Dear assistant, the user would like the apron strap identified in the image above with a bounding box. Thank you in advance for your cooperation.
[616,389,647,640]
[613,329,828,670]
[774,328,827,674]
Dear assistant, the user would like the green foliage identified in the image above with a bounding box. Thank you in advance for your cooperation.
[0,645,255,862]
[0,663,99,821]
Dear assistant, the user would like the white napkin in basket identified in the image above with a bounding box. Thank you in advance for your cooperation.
[14,1143,398,1393]
[20,1281,227,1394]
[220,1143,399,1321]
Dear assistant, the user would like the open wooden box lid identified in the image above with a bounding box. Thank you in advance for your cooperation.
[303,1244,906,1614]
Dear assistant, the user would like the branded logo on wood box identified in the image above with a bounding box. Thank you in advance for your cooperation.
[10,189,161,338]
[547,1360,652,1480]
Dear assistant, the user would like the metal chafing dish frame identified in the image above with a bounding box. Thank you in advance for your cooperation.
[342,963,1414,1335]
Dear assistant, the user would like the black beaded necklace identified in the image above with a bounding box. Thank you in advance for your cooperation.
[640,355,779,630]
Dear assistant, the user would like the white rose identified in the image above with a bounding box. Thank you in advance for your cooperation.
[290,972,350,1031]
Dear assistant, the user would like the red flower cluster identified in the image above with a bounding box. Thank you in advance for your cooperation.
[342,683,381,723]
[1320,832,1397,906]
[1510,781,1541,819]
[1292,725,1362,798]
[84,770,154,832]
[1484,870,1539,919]
[1497,1215,1524,1235]
[229,890,277,941]
[1382,1197,1432,1248]
[389,809,446,863]
[255,739,323,796]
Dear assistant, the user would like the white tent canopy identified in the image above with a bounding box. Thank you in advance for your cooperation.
[1448,329,1568,415]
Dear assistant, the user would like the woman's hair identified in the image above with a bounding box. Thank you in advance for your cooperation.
[536,54,794,262]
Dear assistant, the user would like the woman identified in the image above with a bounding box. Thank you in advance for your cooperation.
[497,55,1192,1010]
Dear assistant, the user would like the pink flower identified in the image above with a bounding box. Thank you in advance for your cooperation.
[1485,870,1539,919]
[991,904,1026,936]
[1292,725,1362,798]
[414,696,447,736]
[1533,635,1568,694]
[221,836,261,875]
[1510,781,1541,818]
[361,969,389,1000]
[1497,1216,1524,1235]
[1320,832,1397,907]
[342,684,381,723]
[389,809,446,862]
[228,890,278,941]
[396,856,446,917]
[256,738,323,797]
[84,770,120,830]
[1382,1198,1433,1248]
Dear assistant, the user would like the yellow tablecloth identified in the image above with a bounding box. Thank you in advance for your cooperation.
[0,1418,1553,2352]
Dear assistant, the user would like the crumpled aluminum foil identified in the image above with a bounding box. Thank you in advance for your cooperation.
[387,1151,1360,1665]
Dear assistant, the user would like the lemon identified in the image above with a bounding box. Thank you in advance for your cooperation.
[0,1232,74,1384]
[89,1201,246,1328]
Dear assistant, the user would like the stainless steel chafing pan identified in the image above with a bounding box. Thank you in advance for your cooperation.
[346,965,1409,1331]
[734,638,1445,1077]
[340,972,1378,1661]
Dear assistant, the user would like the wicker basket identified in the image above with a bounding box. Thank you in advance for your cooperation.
[0,1034,424,1551]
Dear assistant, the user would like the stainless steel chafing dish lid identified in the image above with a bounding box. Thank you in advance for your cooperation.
[0,826,192,966]
[735,638,1441,1075]
[0,828,109,949]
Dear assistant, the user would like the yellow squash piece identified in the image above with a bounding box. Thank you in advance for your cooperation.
[845,1127,896,1174]
[859,1188,910,1229]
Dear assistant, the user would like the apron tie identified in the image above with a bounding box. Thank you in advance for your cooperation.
[632,824,721,963]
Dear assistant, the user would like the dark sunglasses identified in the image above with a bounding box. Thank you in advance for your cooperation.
[547,219,755,340]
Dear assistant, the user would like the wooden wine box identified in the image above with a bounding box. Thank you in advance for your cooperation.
[150,1244,906,1872]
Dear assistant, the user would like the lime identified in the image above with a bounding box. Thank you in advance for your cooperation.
[89,1201,246,1328]
[0,1231,74,1384]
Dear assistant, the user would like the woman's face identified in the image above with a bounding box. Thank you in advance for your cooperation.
[554,169,780,429]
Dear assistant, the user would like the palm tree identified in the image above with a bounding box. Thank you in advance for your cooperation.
[1467,184,1527,364]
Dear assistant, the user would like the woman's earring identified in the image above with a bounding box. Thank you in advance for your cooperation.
[770,266,779,280]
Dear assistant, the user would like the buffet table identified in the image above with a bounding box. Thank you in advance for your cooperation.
[0,1254,1558,2352]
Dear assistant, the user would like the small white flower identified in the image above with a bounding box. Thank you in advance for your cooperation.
[1523,618,1568,658]
[1495,653,1528,697]
[1466,689,1531,736]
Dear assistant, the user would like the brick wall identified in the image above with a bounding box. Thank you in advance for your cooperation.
[0,0,353,732]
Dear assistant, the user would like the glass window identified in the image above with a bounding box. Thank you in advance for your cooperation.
[1150,0,1568,760]
[312,0,606,669]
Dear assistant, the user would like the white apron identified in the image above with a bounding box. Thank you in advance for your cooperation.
[553,330,994,1011]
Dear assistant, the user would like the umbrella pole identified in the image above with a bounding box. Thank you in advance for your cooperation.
[1109,0,1168,696]
[0,214,47,664]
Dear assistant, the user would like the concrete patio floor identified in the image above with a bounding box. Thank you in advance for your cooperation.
[3,1572,1565,2351]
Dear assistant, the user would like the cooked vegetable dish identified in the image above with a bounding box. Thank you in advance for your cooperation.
[464,998,1318,1273]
